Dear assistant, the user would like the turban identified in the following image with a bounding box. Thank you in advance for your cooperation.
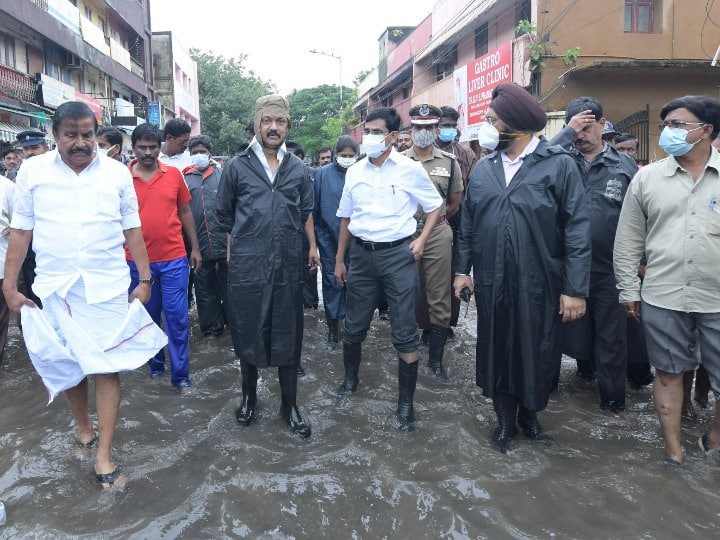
[489,83,547,132]
[253,95,291,140]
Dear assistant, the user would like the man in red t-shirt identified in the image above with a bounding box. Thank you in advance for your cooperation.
[127,123,201,392]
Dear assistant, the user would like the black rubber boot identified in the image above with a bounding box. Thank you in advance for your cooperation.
[427,324,450,382]
[517,404,550,442]
[397,359,419,432]
[278,366,311,438]
[337,342,361,397]
[491,393,518,453]
[235,361,258,427]
[326,319,340,351]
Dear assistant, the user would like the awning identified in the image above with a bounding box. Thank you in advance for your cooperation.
[415,0,500,63]
[0,121,32,143]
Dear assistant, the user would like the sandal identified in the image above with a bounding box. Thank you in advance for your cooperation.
[96,466,123,488]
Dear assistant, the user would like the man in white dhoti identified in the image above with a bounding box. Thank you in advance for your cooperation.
[2,101,165,489]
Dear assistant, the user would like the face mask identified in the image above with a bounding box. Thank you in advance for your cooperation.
[476,122,500,150]
[191,153,210,169]
[438,127,458,143]
[97,148,109,157]
[336,156,357,169]
[361,133,389,159]
[411,129,437,148]
[658,125,703,157]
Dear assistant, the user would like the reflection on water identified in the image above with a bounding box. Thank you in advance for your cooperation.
[1,304,719,538]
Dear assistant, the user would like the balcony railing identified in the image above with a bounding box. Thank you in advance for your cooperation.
[0,63,37,103]
[130,59,144,79]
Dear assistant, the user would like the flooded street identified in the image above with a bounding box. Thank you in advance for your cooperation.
[1,290,719,539]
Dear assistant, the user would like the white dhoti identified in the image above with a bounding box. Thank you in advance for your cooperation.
[21,281,168,403]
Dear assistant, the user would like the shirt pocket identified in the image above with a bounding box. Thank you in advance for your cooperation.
[94,189,120,218]
[704,203,720,236]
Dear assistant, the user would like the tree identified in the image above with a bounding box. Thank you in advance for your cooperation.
[287,84,356,160]
[191,49,275,156]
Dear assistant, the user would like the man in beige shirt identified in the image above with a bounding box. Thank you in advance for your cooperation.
[614,95,720,465]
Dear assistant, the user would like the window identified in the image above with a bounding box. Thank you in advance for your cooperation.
[518,0,531,25]
[475,23,489,58]
[84,6,92,20]
[0,31,15,67]
[51,62,62,79]
[98,18,107,35]
[625,1,654,33]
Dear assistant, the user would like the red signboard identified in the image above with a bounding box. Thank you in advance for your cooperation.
[464,42,512,127]
[75,91,103,123]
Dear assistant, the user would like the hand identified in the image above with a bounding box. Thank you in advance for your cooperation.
[308,246,320,271]
[409,238,425,261]
[623,301,641,322]
[637,265,646,279]
[189,250,202,273]
[567,110,596,134]
[129,284,151,304]
[334,261,347,285]
[453,275,474,298]
[3,289,35,313]
[559,294,585,322]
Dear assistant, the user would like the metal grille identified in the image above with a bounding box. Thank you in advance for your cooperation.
[615,105,650,164]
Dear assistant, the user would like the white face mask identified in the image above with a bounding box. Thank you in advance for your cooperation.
[476,122,500,150]
[191,153,210,169]
[411,129,437,148]
[336,156,357,169]
[361,133,389,158]
[97,144,118,157]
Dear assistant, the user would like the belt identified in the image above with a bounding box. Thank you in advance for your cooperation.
[354,236,412,251]
[416,214,447,229]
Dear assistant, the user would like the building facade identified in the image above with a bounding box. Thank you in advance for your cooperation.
[0,0,155,144]
[354,0,720,161]
[151,31,200,134]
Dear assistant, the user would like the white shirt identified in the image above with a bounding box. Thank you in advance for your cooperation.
[12,150,141,303]
[158,150,193,172]
[249,137,287,184]
[337,149,443,242]
[501,135,540,185]
[0,175,14,279]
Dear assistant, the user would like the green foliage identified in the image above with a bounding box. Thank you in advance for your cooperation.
[190,49,275,156]
[287,85,358,160]
[515,19,537,36]
[563,46,581,66]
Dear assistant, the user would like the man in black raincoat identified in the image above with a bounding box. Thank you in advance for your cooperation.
[454,83,591,453]
[216,95,318,438]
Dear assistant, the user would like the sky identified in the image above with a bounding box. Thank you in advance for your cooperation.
[149,0,438,95]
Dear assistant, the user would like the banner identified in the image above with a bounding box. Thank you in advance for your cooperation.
[147,101,161,127]
[454,42,512,142]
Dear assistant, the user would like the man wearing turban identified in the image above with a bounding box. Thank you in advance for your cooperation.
[454,83,591,453]
[216,95,318,438]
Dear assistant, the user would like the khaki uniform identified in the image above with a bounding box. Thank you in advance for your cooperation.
[404,146,463,327]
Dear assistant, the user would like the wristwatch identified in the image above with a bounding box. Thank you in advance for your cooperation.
[139,276,154,287]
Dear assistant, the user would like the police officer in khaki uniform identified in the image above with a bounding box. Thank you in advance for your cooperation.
[404,104,463,381]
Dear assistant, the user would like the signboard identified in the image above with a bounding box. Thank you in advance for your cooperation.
[453,42,512,141]
[38,74,75,109]
[147,101,161,127]
[75,91,103,123]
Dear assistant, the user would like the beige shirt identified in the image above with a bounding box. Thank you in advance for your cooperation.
[404,146,463,220]
[613,149,720,312]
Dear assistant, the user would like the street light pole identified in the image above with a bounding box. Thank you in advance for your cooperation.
[309,49,342,110]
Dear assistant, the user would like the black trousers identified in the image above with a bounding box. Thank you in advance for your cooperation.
[194,258,228,334]
[564,272,627,410]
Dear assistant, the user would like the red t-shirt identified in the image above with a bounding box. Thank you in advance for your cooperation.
[126,160,192,262]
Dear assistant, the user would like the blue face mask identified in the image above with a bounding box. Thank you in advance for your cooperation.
[658,125,703,157]
[438,127,458,143]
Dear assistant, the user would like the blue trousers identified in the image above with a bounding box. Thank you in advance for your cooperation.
[128,257,191,387]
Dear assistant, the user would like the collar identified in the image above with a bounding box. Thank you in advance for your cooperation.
[664,147,720,176]
[249,136,287,161]
[405,146,444,162]
[501,135,540,164]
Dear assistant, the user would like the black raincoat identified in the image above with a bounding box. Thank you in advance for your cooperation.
[216,148,313,368]
[456,139,591,411]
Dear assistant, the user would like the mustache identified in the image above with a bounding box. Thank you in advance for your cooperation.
[71,147,92,154]
[267,130,280,137]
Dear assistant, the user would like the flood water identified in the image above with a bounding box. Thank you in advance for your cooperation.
[1,289,719,539]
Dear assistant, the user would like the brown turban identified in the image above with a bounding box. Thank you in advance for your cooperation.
[489,83,547,132]
[253,94,291,140]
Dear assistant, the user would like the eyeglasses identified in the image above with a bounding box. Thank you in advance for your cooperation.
[363,129,389,136]
[659,120,706,130]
